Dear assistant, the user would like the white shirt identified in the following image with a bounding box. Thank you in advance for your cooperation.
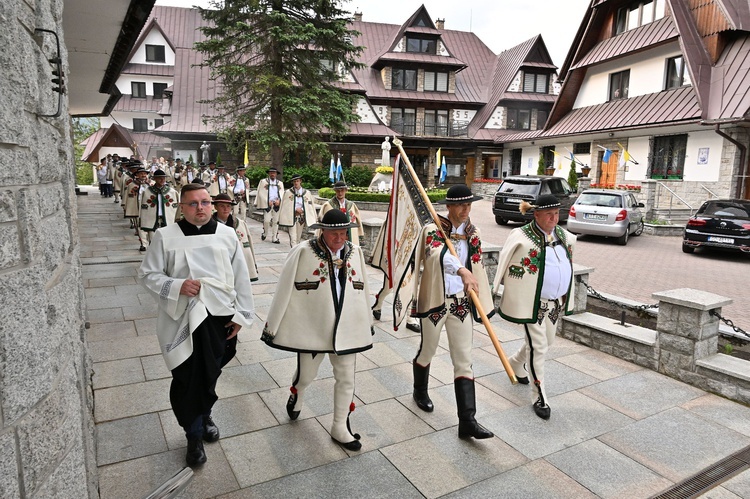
[325,243,343,300]
[233,177,245,194]
[268,179,280,203]
[539,225,572,300]
[294,188,304,211]
[443,222,469,296]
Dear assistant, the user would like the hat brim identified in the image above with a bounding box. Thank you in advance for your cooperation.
[309,221,359,230]
[437,194,484,204]
[212,199,237,205]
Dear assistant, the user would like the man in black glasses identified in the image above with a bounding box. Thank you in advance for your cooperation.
[138,183,255,467]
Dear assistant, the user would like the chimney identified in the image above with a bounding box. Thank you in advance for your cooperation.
[435,18,445,30]
[353,11,362,22]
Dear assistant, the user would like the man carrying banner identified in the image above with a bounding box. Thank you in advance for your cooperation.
[411,184,495,440]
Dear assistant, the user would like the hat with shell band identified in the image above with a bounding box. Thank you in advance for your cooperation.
[440,184,482,204]
[309,208,359,230]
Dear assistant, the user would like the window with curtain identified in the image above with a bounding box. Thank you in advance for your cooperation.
[650,134,687,178]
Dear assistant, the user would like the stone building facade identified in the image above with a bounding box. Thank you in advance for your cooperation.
[0,1,98,497]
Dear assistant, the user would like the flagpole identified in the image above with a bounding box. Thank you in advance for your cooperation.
[393,138,517,385]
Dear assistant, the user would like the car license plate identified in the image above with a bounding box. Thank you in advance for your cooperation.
[505,198,522,204]
[583,213,607,221]
[708,236,734,244]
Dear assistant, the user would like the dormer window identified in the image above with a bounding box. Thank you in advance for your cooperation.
[523,73,548,93]
[406,36,436,54]
[145,44,166,63]
[614,0,666,35]
[392,68,417,90]
[665,56,691,89]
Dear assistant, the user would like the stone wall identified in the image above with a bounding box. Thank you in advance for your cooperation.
[0,1,96,498]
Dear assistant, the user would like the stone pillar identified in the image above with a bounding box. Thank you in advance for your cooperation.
[362,217,384,262]
[653,288,731,381]
[427,146,436,189]
[572,264,595,314]
[641,179,657,220]
[578,177,591,194]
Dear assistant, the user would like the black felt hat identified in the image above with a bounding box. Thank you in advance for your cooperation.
[440,184,482,204]
[309,209,359,230]
[332,181,348,189]
[152,169,167,177]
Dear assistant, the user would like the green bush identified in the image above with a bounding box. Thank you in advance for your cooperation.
[318,187,447,203]
[342,165,374,187]
[537,155,545,175]
[76,162,94,185]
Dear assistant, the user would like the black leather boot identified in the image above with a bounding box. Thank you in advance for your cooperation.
[186,438,207,466]
[203,415,220,443]
[454,378,494,439]
[413,362,434,412]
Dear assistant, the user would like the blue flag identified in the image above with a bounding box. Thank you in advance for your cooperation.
[439,156,447,183]
[336,155,343,181]
[602,148,612,163]
[329,156,335,183]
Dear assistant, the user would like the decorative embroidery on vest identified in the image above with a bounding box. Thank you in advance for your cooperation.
[520,248,541,275]
[261,323,275,342]
[508,265,525,279]
[352,280,364,290]
[294,279,320,292]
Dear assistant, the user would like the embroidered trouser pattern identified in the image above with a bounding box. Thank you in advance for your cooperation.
[415,295,473,379]
[372,286,418,326]
[508,298,560,405]
[291,352,358,443]
[263,207,280,240]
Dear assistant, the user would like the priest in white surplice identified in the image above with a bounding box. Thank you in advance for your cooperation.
[138,183,255,468]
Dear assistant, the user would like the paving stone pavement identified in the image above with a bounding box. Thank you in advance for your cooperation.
[78,187,750,498]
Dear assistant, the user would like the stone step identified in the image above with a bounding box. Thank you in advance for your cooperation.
[563,312,657,346]
[696,353,750,383]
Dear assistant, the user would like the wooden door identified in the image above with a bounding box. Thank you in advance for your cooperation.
[598,151,619,188]
[465,157,475,186]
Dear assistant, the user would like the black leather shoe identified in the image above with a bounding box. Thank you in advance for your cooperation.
[261,234,266,240]
[458,420,494,439]
[372,309,381,320]
[203,415,220,443]
[516,376,529,385]
[286,393,300,420]
[406,322,421,333]
[413,391,434,412]
[331,436,362,451]
[533,399,551,420]
[273,239,280,244]
[139,246,146,252]
[186,438,207,466]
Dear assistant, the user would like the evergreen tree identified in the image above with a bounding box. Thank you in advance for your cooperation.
[196,0,363,172]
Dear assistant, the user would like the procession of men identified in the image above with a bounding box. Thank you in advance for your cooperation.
[93,152,571,469]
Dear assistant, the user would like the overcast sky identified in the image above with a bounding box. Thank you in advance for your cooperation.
[154,0,592,67]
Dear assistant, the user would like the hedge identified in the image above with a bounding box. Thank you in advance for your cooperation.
[317,187,447,203]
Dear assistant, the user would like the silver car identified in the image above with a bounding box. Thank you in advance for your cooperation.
[567,189,645,245]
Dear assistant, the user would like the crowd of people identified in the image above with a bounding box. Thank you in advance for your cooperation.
[94,156,576,467]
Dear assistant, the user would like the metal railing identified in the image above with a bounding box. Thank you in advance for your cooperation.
[655,181,694,221]
[389,118,470,138]
[700,184,718,199]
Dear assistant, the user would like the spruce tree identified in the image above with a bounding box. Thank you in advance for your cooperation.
[196,1,363,173]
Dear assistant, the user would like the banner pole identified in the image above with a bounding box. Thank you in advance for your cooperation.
[393,138,517,384]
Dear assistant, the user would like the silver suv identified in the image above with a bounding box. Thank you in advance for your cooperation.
[492,175,576,225]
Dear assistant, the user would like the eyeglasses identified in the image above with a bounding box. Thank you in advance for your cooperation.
[181,200,212,208]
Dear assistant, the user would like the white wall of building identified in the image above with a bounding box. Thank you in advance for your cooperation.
[684,130,724,182]
[115,75,173,96]
[623,136,651,181]
[574,41,683,109]
[129,29,175,65]
[355,98,379,124]
[101,112,168,131]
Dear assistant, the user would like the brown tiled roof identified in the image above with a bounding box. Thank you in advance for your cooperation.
[715,0,750,31]
[121,63,174,77]
[375,52,467,68]
[492,129,543,143]
[468,35,554,137]
[707,33,750,121]
[346,123,399,137]
[498,92,557,103]
[572,16,678,70]
[517,87,700,142]
[113,95,163,113]
[81,124,135,161]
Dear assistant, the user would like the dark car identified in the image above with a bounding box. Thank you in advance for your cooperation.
[682,199,750,254]
[492,175,576,225]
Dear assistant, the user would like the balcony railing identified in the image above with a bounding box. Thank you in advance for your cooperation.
[389,118,470,138]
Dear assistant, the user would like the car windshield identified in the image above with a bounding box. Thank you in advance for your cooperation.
[577,193,622,208]
[700,201,750,219]
[498,182,538,195]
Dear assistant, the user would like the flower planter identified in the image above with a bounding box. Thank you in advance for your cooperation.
[544,167,555,176]
[581,167,591,177]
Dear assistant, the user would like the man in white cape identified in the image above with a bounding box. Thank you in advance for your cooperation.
[138,183,255,467]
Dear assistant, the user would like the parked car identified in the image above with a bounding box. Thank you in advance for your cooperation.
[567,189,644,245]
[492,175,576,225]
[682,199,750,254]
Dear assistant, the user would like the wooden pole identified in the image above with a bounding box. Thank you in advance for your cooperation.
[393,138,517,384]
